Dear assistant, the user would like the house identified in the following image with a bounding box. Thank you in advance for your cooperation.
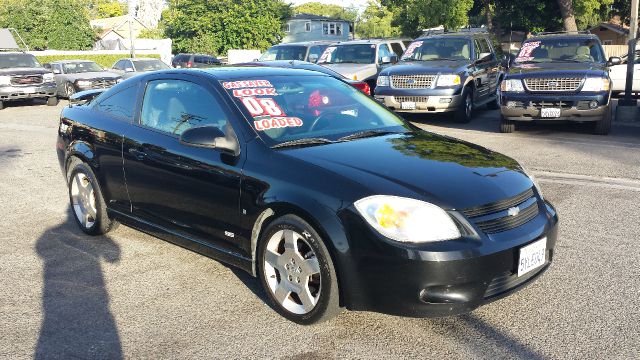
[90,15,150,41]
[283,13,352,43]
[588,22,632,45]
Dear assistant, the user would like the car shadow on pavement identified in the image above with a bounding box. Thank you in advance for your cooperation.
[35,208,122,359]
[3,98,48,109]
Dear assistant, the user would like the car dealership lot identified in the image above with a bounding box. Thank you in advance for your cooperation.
[0,100,639,359]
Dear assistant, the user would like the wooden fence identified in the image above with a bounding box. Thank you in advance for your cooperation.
[603,45,631,58]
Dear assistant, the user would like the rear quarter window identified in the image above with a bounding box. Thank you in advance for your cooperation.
[95,86,138,121]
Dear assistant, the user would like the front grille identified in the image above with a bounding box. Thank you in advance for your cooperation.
[530,100,574,109]
[391,75,435,89]
[524,77,583,92]
[462,188,539,233]
[10,75,43,86]
[92,79,117,88]
[484,262,549,299]
[394,96,429,103]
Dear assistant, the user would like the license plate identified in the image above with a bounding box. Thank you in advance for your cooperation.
[518,237,547,277]
[22,88,36,94]
[541,108,561,118]
[401,101,416,110]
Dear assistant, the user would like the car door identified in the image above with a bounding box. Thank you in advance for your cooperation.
[122,74,246,254]
[472,38,491,103]
[482,37,500,98]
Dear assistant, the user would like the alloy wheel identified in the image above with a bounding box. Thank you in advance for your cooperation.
[70,172,97,229]
[465,93,473,119]
[263,229,321,314]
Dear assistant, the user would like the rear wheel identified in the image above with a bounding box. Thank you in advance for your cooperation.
[0,100,4,110]
[593,106,612,135]
[67,162,118,235]
[454,86,473,123]
[500,115,515,133]
[258,214,341,324]
[47,96,59,106]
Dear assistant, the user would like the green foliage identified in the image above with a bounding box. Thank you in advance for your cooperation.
[574,0,614,29]
[293,2,358,22]
[356,1,401,39]
[139,28,164,39]
[35,54,161,68]
[161,0,292,56]
[0,0,95,50]
[95,0,127,18]
[382,0,475,37]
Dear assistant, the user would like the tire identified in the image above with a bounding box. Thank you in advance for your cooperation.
[453,86,474,123]
[65,82,76,98]
[67,161,118,235]
[257,214,341,324]
[47,96,59,106]
[500,115,515,133]
[0,100,4,110]
[593,106,612,135]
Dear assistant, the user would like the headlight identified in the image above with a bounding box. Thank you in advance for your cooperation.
[354,195,461,243]
[581,77,609,92]
[436,74,461,87]
[500,79,525,92]
[116,78,123,83]
[43,73,54,82]
[0,75,10,85]
[76,80,92,87]
[377,75,390,87]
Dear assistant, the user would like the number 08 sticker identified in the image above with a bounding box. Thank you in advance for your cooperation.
[241,97,285,117]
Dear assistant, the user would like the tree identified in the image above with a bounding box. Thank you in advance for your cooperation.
[136,0,164,28]
[557,0,578,31]
[95,0,126,18]
[382,0,475,37]
[356,1,401,38]
[162,0,292,56]
[0,0,95,50]
[293,2,358,22]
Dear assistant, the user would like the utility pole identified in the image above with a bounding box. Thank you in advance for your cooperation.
[128,0,136,58]
[630,0,638,43]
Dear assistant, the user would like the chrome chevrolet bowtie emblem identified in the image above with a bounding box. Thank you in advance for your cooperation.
[507,206,520,217]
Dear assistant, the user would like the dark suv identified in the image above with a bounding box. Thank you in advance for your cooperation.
[374,30,501,123]
[0,52,58,110]
[171,53,222,68]
[499,33,620,135]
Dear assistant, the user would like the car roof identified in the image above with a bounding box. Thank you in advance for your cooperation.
[332,39,401,45]
[416,33,486,41]
[176,53,217,57]
[0,51,31,55]
[49,59,99,64]
[271,41,333,47]
[136,67,331,81]
[117,57,160,61]
[526,33,599,41]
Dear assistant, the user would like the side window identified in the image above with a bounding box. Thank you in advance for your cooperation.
[483,38,493,54]
[125,60,134,71]
[140,79,228,136]
[390,42,404,56]
[54,64,62,73]
[43,63,51,70]
[307,45,326,62]
[95,86,138,121]
[378,44,392,62]
[474,39,483,59]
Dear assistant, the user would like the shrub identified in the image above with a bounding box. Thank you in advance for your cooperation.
[35,54,161,68]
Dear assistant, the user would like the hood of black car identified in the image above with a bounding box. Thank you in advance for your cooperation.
[381,60,469,75]
[61,72,120,82]
[281,132,533,210]
[507,62,608,78]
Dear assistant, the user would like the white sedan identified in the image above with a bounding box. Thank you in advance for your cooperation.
[610,50,640,94]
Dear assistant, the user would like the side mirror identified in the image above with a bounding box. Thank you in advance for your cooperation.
[476,52,493,64]
[381,56,396,64]
[307,54,319,63]
[607,56,622,66]
[179,125,239,156]
[53,69,61,74]
[389,55,399,64]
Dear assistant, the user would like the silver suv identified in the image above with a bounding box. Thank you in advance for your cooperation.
[0,52,58,110]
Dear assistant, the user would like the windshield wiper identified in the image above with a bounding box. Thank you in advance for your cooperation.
[272,137,335,149]
[337,130,398,142]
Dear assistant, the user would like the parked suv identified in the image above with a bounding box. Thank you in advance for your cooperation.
[499,32,620,135]
[259,41,333,63]
[0,52,57,110]
[374,30,500,123]
[316,39,407,90]
[171,53,222,68]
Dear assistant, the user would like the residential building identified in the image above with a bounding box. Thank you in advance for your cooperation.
[283,13,352,43]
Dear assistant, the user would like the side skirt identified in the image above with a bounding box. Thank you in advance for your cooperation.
[108,208,254,274]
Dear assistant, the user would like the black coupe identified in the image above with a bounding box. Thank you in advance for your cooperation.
[57,67,558,324]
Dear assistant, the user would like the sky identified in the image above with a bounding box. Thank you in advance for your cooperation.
[288,0,369,10]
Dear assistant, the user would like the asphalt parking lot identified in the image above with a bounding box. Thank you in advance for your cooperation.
[1,99,639,359]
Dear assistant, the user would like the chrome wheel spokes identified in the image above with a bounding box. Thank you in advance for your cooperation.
[263,229,322,314]
[70,172,97,229]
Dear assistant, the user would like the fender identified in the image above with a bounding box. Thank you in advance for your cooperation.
[65,140,97,175]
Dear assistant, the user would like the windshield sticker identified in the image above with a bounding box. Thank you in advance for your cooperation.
[515,41,541,62]
[241,97,286,117]
[402,41,423,59]
[254,117,303,131]
[222,80,272,89]
[319,47,336,63]
[232,87,277,97]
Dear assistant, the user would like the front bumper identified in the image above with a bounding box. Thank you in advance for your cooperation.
[500,91,610,122]
[374,86,462,113]
[339,200,559,317]
[0,83,57,101]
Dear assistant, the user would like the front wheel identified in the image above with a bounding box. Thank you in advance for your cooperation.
[47,96,59,106]
[0,100,4,110]
[593,106,612,135]
[453,87,473,123]
[500,116,515,133]
[258,214,341,324]
[67,162,118,235]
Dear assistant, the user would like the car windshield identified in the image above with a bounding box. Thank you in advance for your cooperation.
[63,62,103,73]
[0,54,40,69]
[317,44,376,64]
[515,38,605,63]
[260,46,307,61]
[401,38,472,61]
[133,59,170,71]
[221,75,408,146]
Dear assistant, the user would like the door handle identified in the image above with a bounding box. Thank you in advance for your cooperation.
[128,148,147,161]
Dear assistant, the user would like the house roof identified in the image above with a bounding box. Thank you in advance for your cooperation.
[589,22,629,35]
[290,13,349,22]
[91,16,149,39]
